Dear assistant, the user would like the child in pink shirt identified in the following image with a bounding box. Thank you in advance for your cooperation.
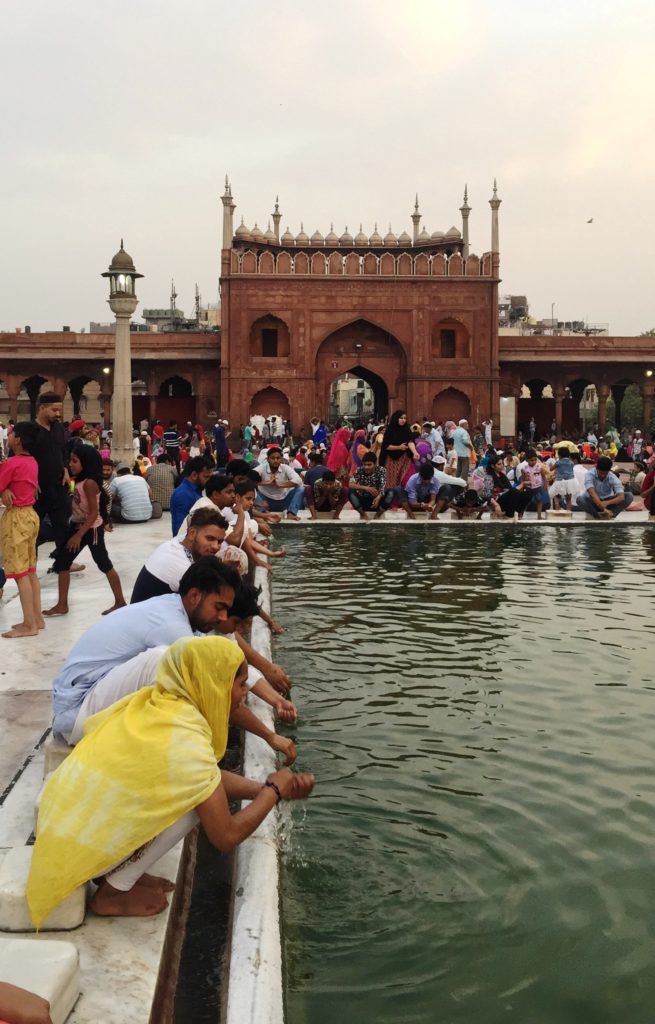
[0,422,43,638]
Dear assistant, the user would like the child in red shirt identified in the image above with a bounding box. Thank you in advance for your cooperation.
[0,422,43,638]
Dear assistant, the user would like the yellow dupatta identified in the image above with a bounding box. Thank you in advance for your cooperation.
[27,636,244,928]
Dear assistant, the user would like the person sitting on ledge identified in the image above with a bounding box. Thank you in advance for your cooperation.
[348,451,394,520]
[256,446,304,521]
[169,455,215,534]
[575,455,634,519]
[130,507,228,603]
[405,463,441,518]
[27,637,315,925]
[450,488,487,520]
[110,462,154,524]
[309,469,348,519]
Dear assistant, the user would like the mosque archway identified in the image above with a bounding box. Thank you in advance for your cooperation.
[431,387,471,425]
[249,386,291,420]
[329,366,387,422]
[316,319,406,420]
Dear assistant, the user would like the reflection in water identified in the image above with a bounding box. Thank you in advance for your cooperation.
[276,526,655,1024]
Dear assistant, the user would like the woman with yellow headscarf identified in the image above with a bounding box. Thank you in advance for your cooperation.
[27,636,315,926]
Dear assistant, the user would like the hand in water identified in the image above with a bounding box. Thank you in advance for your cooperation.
[275,697,298,722]
[266,664,291,692]
[268,768,315,800]
[270,734,297,765]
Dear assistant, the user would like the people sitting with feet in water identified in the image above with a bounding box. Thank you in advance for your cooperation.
[550,446,577,512]
[520,449,551,520]
[28,637,315,925]
[0,421,43,638]
[44,446,127,619]
[256,446,304,521]
[575,456,634,519]
[450,488,487,520]
[348,452,393,520]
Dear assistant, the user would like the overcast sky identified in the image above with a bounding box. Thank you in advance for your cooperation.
[2,0,654,334]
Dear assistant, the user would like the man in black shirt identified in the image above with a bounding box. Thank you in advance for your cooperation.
[31,393,71,548]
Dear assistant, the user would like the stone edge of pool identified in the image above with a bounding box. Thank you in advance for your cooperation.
[225,563,284,1024]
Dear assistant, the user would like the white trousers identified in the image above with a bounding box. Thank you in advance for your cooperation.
[69,645,168,744]
[106,810,199,891]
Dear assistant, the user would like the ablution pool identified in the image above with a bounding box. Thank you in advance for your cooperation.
[273,524,655,1024]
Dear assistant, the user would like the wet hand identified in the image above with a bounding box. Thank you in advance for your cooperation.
[270,735,297,765]
[266,664,292,692]
[270,620,285,635]
[275,698,298,722]
[268,768,315,800]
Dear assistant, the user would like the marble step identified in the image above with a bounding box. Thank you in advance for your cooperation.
[0,936,79,1024]
[0,848,86,932]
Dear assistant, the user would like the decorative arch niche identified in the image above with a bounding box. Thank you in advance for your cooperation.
[249,386,291,420]
[249,314,291,359]
[432,387,471,424]
[431,318,471,360]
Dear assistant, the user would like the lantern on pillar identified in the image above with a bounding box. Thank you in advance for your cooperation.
[101,242,144,464]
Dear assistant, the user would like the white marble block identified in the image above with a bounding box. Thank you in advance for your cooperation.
[0,848,86,932]
[43,740,73,778]
[546,508,573,519]
[0,936,80,1024]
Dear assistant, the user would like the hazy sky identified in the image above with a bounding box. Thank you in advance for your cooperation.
[2,0,655,334]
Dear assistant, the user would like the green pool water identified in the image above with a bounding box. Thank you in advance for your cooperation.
[273,525,655,1024]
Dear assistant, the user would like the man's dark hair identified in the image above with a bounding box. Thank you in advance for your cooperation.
[247,468,261,482]
[156,452,170,464]
[525,449,538,460]
[597,456,613,472]
[308,452,323,466]
[230,581,262,620]
[178,556,241,597]
[38,392,63,405]
[267,446,282,456]
[169,420,177,428]
[322,469,336,482]
[444,437,454,447]
[102,457,114,467]
[206,474,233,497]
[235,480,256,496]
[419,463,435,479]
[226,458,250,478]
[13,421,40,452]
[188,507,228,531]
[362,452,377,463]
[556,446,571,458]
[184,455,213,478]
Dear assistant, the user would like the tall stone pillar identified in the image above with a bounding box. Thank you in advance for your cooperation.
[597,384,610,433]
[489,180,501,254]
[460,186,471,258]
[221,177,234,249]
[101,392,111,429]
[611,384,626,430]
[6,376,20,422]
[554,387,566,435]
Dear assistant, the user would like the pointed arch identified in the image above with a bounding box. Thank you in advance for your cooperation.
[432,387,471,424]
[249,386,290,420]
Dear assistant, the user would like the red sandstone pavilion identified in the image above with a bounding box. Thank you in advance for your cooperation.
[0,178,653,435]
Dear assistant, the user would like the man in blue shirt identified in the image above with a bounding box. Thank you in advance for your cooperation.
[452,419,474,481]
[170,456,214,534]
[405,464,441,517]
[576,456,634,519]
[52,557,239,743]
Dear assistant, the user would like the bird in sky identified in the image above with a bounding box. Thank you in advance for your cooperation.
[587,218,594,223]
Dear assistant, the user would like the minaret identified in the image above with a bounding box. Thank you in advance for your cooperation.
[489,179,501,253]
[221,175,235,249]
[271,196,282,242]
[460,185,471,258]
[411,194,421,243]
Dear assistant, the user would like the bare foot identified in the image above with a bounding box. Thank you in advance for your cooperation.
[102,601,127,616]
[13,618,46,630]
[137,873,176,893]
[69,563,86,573]
[91,881,168,917]
[43,605,68,617]
[2,625,39,638]
[286,513,300,521]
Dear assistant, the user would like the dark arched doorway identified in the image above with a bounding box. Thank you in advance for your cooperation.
[432,387,471,424]
[249,386,291,420]
[316,318,405,420]
[329,365,388,421]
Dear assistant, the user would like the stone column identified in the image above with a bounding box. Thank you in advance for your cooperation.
[101,392,111,429]
[110,308,136,465]
[611,384,626,430]
[5,376,20,422]
[597,384,610,433]
[554,387,566,435]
